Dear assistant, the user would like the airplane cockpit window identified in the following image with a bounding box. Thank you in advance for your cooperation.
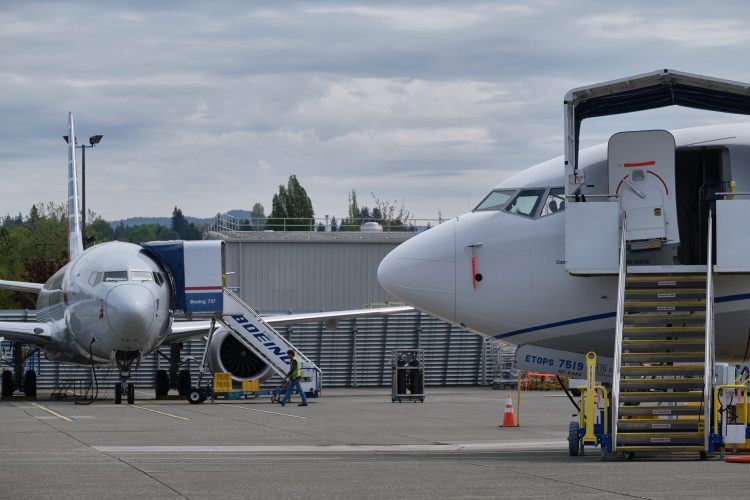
[474,190,516,211]
[540,188,565,217]
[88,272,102,287]
[505,189,545,217]
[130,270,154,282]
[103,271,129,282]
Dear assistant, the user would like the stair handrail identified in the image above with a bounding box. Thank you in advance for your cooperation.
[704,208,715,451]
[611,212,628,451]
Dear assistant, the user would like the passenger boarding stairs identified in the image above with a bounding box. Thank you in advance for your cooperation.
[204,289,322,395]
[612,214,714,457]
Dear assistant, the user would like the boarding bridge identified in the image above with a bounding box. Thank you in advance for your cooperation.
[141,241,321,395]
[562,70,750,457]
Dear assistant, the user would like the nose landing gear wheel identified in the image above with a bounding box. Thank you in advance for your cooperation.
[126,383,135,404]
[114,383,123,404]
[187,387,207,404]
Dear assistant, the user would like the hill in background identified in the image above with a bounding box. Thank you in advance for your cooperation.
[109,209,251,229]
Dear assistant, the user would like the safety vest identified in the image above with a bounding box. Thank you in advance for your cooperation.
[291,358,302,380]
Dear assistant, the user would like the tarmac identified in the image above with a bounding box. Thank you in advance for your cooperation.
[1,387,749,499]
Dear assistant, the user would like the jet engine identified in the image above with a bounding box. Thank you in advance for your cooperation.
[207,328,274,382]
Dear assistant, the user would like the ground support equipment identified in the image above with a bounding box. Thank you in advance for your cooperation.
[391,349,425,403]
[568,352,613,459]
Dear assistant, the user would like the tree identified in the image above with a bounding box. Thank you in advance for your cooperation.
[339,189,360,231]
[87,216,113,244]
[171,207,200,240]
[267,175,314,231]
[250,202,267,231]
[371,193,412,231]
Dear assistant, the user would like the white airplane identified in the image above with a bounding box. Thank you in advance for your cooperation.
[0,112,410,404]
[378,70,750,381]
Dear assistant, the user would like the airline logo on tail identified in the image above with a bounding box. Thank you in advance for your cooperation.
[67,112,84,261]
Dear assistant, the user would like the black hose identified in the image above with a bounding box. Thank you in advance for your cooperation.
[75,339,98,405]
[556,375,580,412]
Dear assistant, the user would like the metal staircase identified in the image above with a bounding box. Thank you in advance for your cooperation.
[611,212,715,457]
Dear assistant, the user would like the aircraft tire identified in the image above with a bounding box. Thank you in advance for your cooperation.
[114,383,123,404]
[187,387,205,404]
[155,370,169,396]
[23,370,36,398]
[178,370,191,395]
[568,420,580,457]
[127,383,135,404]
[1,370,13,397]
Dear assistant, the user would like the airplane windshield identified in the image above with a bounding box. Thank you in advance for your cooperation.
[474,190,516,211]
[540,188,565,217]
[103,271,129,282]
[506,189,545,217]
[130,270,154,282]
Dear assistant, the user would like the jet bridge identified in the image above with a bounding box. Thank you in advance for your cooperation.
[140,240,321,396]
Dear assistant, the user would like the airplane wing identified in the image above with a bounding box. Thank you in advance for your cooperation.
[0,280,44,294]
[0,322,54,346]
[164,305,415,344]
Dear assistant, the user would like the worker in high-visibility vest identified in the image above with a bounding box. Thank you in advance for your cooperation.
[278,350,309,407]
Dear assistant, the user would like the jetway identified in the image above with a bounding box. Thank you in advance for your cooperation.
[140,240,321,399]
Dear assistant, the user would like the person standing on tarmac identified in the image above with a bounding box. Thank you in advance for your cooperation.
[279,350,308,407]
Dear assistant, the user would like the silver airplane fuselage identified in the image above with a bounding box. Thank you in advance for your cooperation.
[38,241,171,364]
[378,123,750,363]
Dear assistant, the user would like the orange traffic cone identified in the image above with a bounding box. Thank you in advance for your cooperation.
[500,394,516,427]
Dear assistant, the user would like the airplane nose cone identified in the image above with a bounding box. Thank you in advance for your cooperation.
[378,219,456,322]
[106,284,155,349]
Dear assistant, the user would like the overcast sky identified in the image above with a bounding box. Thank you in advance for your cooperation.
[2,1,750,223]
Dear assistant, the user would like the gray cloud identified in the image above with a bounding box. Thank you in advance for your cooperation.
[2,1,750,223]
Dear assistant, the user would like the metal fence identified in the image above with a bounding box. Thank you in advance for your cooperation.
[1,311,496,391]
[211,212,446,234]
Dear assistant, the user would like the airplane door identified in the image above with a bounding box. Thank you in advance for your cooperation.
[608,130,679,245]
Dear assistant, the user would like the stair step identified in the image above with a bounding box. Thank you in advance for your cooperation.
[616,432,704,445]
[617,419,701,432]
[615,445,706,453]
[625,276,706,286]
[622,339,705,352]
[624,313,706,325]
[619,391,703,403]
[618,405,703,417]
[621,365,705,376]
[622,326,705,339]
[624,301,704,312]
[620,378,704,391]
[622,352,705,363]
[625,289,706,300]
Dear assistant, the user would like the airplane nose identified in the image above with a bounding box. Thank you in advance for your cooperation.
[105,284,156,348]
[377,219,456,322]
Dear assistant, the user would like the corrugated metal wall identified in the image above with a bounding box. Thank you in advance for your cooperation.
[220,232,412,312]
[2,312,494,390]
[1,231,497,391]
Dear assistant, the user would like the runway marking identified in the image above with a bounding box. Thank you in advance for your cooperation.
[223,404,307,419]
[93,440,566,454]
[32,403,73,422]
[131,404,190,421]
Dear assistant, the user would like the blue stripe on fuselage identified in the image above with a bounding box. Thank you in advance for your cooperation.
[493,292,750,340]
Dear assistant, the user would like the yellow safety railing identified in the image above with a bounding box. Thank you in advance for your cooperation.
[578,385,609,444]
[713,384,749,435]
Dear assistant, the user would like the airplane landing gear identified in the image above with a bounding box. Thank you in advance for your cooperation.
[1,343,37,400]
[115,357,137,405]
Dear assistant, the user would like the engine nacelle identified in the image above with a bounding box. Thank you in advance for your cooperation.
[207,328,274,382]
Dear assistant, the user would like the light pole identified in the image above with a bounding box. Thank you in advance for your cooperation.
[63,133,103,244]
